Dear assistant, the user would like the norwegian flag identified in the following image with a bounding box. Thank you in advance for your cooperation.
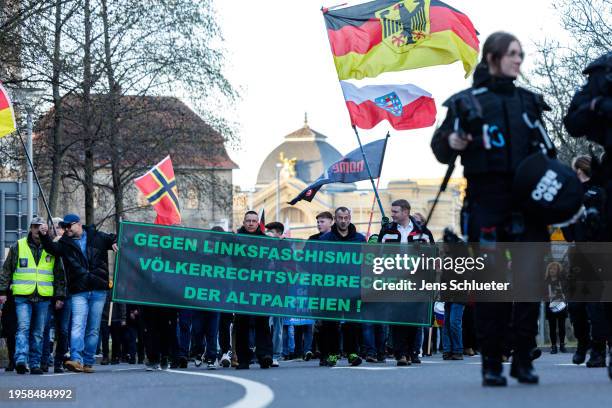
[134,156,181,226]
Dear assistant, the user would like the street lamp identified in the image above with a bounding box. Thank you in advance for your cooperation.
[275,163,282,222]
[13,87,45,223]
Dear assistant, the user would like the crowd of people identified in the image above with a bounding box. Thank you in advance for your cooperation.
[0,204,476,376]
[0,31,611,387]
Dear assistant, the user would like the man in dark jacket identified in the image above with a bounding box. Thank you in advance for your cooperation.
[39,214,117,373]
[319,207,366,243]
[318,207,364,367]
[308,211,334,240]
[234,211,274,369]
[0,217,66,374]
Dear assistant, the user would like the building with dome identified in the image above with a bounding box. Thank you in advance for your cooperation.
[233,116,464,240]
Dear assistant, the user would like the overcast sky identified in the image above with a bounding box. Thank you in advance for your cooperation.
[215,0,567,190]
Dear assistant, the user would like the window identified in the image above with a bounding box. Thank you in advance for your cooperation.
[186,188,199,209]
[280,207,305,224]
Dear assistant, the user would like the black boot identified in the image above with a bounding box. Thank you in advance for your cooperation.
[481,356,507,387]
[510,351,539,384]
[586,342,606,368]
[573,343,589,365]
[559,343,567,353]
[608,351,612,380]
[529,348,542,361]
[550,345,558,354]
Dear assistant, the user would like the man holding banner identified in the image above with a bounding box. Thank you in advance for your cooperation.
[39,214,117,374]
[378,199,434,366]
[234,211,274,369]
[318,207,365,367]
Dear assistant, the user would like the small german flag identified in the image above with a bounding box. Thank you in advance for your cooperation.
[0,81,17,138]
[323,0,479,79]
[134,156,181,226]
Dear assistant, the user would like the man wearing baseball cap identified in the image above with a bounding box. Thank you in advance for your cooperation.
[39,213,117,373]
[0,217,66,375]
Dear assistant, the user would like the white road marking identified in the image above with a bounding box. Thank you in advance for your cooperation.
[166,369,274,408]
[45,372,78,377]
[331,366,408,370]
[113,367,145,372]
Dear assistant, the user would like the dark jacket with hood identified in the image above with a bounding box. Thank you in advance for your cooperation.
[308,232,326,240]
[236,226,265,236]
[431,66,549,186]
[319,224,365,242]
[564,52,612,149]
[40,225,116,294]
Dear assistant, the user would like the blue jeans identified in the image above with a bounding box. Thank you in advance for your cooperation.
[294,324,313,356]
[70,291,107,365]
[442,303,465,354]
[54,297,71,367]
[282,325,295,356]
[177,309,194,359]
[271,316,283,359]
[14,297,50,368]
[192,311,220,361]
[362,323,385,357]
[413,326,424,355]
[41,302,55,366]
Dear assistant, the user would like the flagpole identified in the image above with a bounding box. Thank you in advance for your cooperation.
[352,126,387,221]
[365,131,390,237]
[423,117,462,231]
[15,128,57,235]
[365,177,381,238]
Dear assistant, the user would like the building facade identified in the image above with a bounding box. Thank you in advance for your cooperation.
[233,118,464,240]
[33,95,237,232]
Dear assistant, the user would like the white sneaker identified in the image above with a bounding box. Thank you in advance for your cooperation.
[194,355,203,367]
[220,352,231,368]
[271,359,279,367]
[206,360,217,370]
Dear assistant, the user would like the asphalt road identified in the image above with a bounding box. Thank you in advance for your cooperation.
[0,353,610,408]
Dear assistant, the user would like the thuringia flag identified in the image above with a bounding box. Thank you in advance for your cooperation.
[340,81,436,130]
[134,156,181,226]
[322,0,479,79]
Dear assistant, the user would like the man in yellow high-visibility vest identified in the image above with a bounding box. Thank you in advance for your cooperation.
[0,217,66,375]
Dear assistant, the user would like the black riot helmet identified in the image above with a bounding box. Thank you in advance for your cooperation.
[513,152,583,225]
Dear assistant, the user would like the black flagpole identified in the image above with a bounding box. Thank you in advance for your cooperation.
[352,125,387,221]
[423,116,462,231]
[15,128,57,235]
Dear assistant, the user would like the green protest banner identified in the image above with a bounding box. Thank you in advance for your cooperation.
[112,221,433,325]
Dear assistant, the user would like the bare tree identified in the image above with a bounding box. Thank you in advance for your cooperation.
[93,0,238,229]
[527,0,611,163]
[4,0,238,231]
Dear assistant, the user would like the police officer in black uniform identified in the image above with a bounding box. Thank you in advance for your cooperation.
[432,32,551,386]
[564,51,612,380]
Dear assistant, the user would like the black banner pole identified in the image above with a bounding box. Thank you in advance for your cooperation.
[15,128,57,235]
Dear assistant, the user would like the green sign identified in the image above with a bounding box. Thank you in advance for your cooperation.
[113,221,432,325]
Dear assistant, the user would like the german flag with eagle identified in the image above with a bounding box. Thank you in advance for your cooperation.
[134,156,181,226]
[323,0,479,79]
